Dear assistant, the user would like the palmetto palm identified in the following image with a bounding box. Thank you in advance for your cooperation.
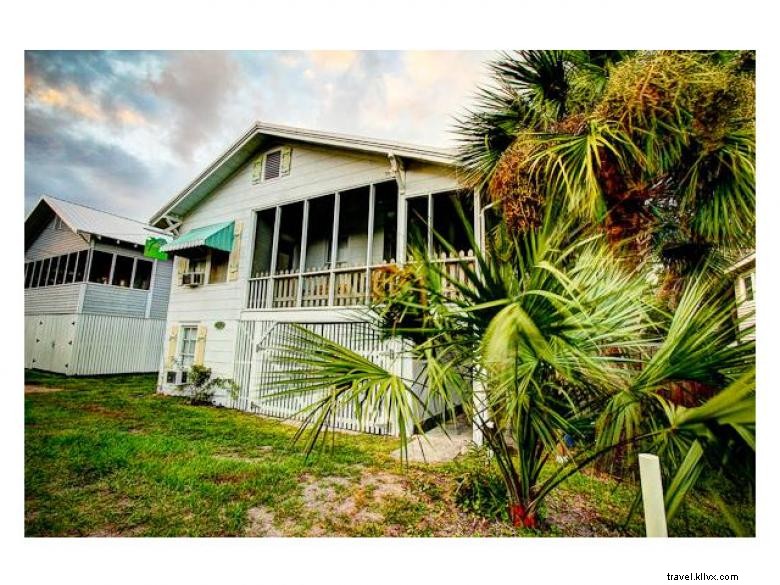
[456,50,755,277]
[266,205,754,530]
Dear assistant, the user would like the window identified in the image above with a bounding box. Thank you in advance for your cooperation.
[179,326,198,369]
[133,259,153,290]
[263,150,282,181]
[208,250,229,284]
[88,250,113,284]
[111,255,134,287]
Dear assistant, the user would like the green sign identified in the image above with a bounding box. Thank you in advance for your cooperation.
[144,237,169,260]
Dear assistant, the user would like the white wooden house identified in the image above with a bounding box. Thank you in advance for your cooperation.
[25,196,173,375]
[150,122,480,435]
[731,252,755,341]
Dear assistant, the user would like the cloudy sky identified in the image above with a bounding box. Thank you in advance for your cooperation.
[24,50,495,222]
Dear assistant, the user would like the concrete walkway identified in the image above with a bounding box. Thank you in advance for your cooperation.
[391,417,474,463]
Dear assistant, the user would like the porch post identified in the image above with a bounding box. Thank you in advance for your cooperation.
[297,200,309,306]
[328,192,341,306]
[365,183,375,303]
[267,206,281,308]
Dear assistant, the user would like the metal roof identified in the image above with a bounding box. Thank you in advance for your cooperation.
[149,121,458,227]
[26,195,170,248]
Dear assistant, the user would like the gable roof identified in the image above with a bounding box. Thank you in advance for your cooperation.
[25,195,170,249]
[148,121,457,227]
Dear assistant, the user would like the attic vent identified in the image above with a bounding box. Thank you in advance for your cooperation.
[263,150,282,180]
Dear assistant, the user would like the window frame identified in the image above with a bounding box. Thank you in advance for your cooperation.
[178,325,198,370]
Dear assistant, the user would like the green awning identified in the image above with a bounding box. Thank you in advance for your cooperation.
[161,221,235,254]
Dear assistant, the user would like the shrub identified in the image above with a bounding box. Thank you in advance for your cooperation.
[184,365,238,405]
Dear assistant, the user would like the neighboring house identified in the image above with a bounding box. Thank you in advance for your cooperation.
[150,122,479,435]
[24,196,173,375]
[731,251,755,340]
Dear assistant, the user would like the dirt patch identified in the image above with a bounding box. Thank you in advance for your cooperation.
[245,506,283,537]
[25,385,64,394]
[544,492,623,537]
[297,471,417,534]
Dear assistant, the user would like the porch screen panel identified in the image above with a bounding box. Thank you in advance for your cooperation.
[31,261,42,288]
[74,250,88,282]
[112,255,134,287]
[275,202,303,273]
[336,186,370,268]
[406,196,429,255]
[305,194,335,272]
[46,257,58,286]
[372,181,398,264]
[88,251,113,284]
[432,190,474,255]
[251,208,276,278]
[55,255,68,284]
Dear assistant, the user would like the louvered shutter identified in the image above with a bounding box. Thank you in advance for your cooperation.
[166,324,180,369]
[176,256,188,285]
[280,146,292,177]
[193,324,208,366]
[228,221,243,281]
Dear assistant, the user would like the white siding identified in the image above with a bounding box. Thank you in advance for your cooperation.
[25,283,83,314]
[82,283,149,317]
[404,160,459,197]
[149,260,173,319]
[71,314,166,375]
[25,217,89,261]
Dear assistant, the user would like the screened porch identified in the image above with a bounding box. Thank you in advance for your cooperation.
[246,181,475,310]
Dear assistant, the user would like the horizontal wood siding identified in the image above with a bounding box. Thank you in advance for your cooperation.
[149,260,173,319]
[24,283,83,314]
[82,284,149,317]
[25,217,89,261]
[71,314,167,375]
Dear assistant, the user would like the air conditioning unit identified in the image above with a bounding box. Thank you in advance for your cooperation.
[181,271,205,287]
[165,370,189,385]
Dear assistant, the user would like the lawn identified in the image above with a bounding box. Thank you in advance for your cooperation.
[24,371,754,537]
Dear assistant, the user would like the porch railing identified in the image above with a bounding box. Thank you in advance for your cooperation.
[246,249,475,310]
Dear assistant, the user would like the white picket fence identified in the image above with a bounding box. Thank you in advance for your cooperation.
[232,321,416,436]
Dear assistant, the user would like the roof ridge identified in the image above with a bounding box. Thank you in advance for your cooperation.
[43,195,165,232]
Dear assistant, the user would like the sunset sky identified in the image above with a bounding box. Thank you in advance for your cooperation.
[24,50,495,221]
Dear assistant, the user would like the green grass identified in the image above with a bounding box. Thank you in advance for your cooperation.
[25,371,754,537]
[25,371,395,536]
